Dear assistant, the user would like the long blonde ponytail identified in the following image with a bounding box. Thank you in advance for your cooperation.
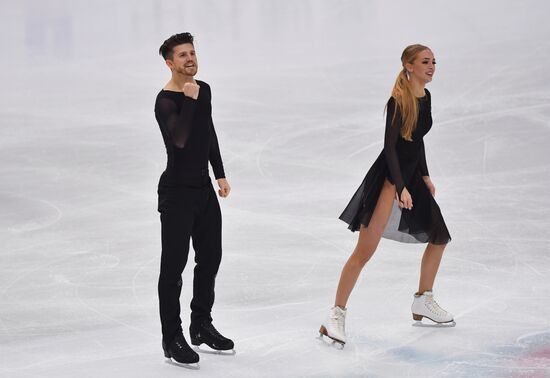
[388,44,430,141]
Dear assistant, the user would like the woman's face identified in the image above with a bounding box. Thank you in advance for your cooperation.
[407,49,436,84]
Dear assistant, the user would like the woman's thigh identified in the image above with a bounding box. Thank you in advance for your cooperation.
[357,179,396,247]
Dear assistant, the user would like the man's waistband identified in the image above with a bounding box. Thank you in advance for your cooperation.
[159,169,211,188]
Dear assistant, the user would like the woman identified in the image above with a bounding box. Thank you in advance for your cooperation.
[320,44,454,347]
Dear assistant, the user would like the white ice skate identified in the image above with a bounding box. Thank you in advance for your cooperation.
[319,306,347,346]
[411,291,455,326]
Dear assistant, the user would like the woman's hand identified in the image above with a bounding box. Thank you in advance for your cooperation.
[423,176,435,197]
[217,178,231,198]
[398,187,413,210]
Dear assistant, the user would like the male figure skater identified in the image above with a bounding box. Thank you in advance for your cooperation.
[155,32,234,365]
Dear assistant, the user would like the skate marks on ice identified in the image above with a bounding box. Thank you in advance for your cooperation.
[500,329,550,374]
[419,329,550,377]
[0,193,63,233]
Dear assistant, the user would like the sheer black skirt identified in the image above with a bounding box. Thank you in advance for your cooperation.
[339,152,451,245]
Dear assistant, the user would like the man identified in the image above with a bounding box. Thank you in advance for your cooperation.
[154,32,234,365]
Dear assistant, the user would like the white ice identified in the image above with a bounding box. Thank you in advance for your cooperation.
[1,1,550,377]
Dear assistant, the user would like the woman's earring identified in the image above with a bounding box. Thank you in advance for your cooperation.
[406,71,411,81]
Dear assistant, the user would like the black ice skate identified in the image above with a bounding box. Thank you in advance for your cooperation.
[163,333,200,366]
[190,320,235,352]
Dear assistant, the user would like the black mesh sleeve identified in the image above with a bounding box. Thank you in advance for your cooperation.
[419,139,429,177]
[209,120,225,179]
[384,97,405,197]
[155,94,197,148]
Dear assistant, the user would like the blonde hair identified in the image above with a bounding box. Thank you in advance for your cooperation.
[387,44,430,141]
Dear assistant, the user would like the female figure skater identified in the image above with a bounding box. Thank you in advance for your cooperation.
[320,44,454,347]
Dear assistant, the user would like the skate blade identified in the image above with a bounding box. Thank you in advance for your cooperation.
[193,344,236,356]
[412,315,456,328]
[318,326,345,349]
[412,321,456,328]
[165,358,200,370]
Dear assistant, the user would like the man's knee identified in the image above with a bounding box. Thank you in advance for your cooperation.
[194,247,222,270]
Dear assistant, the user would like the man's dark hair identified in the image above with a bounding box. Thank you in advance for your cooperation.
[159,32,194,60]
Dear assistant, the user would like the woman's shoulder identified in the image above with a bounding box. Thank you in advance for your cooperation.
[386,96,400,113]
[422,89,431,107]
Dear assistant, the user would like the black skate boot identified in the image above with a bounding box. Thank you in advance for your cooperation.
[190,320,234,351]
[163,334,199,364]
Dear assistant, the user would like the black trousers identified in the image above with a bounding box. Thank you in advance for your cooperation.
[157,178,222,344]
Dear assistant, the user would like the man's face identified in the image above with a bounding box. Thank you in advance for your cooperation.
[167,43,198,76]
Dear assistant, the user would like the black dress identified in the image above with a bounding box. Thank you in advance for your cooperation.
[339,89,451,245]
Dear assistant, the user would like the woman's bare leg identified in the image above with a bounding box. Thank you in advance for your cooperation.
[418,242,446,294]
[334,180,396,308]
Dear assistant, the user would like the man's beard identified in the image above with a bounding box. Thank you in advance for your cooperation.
[178,65,197,76]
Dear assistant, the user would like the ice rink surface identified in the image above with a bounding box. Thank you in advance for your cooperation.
[1,1,550,377]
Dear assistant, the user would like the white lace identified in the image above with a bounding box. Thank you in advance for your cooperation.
[425,295,448,317]
[328,308,345,331]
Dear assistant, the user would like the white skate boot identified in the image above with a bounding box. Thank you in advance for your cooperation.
[319,306,347,346]
[411,291,455,326]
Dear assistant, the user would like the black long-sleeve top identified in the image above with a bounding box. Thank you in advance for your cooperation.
[384,90,431,197]
[154,80,225,186]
